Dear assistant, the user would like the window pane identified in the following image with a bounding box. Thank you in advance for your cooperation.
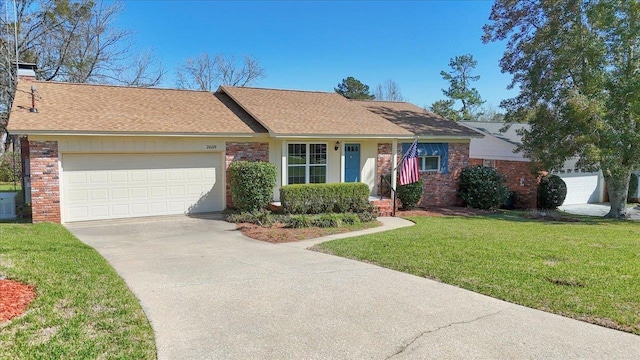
[288,166,306,184]
[422,156,439,171]
[309,165,326,183]
[288,144,306,164]
[310,144,327,165]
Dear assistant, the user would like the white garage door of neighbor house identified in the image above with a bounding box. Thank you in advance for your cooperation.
[560,173,600,205]
[62,153,223,222]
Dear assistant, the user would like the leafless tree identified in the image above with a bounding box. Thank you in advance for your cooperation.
[175,53,266,91]
[374,79,404,102]
[0,0,163,138]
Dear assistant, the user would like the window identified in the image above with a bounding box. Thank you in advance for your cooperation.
[402,142,449,174]
[420,156,440,172]
[287,143,327,184]
[483,159,496,168]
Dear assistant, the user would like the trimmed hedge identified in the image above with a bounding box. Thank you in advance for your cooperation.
[280,182,371,214]
[285,213,362,228]
[537,174,567,210]
[0,152,21,182]
[397,180,423,209]
[458,165,509,209]
[228,161,277,212]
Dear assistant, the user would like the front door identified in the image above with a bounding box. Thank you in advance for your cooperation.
[345,144,360,182]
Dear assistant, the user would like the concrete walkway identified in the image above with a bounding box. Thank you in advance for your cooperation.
[560,203,640,220]
[67,215,640,359]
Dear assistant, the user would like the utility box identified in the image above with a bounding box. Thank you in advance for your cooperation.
[0,192,18,220]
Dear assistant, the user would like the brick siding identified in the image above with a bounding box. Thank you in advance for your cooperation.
[29,141,61,223]
[225,142,270,207]
[418,142,468,207]
[469,158,539,208]
[376,143,393,196]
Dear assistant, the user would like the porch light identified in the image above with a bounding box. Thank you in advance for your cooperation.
[334,141,340,151]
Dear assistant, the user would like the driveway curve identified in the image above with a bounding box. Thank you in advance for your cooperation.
[67,215,640,359]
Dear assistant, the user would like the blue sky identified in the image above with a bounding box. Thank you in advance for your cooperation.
[115,1,513,110]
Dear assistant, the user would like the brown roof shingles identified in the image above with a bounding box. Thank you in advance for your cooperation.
[353,100,483,138]
[7,81,266,135]
[220,86,414,137]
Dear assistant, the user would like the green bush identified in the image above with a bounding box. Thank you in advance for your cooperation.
[286,215,313,228]
[0,151,21,182]
[225,209,275,227]
[228,161,277,212]
[537,174,567,210]
[312,213,343,228]
[397,180,423,209]
[280,183,371,214]
[628,173,638,203]
[356,211,378,222]
[458,165,509,209]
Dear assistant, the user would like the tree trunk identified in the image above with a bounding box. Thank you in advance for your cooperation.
[604,169,631,219]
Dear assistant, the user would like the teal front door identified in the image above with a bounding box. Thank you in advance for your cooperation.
[345,144,360,182]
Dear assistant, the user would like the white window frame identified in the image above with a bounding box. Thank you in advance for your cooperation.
[286,142,328,184]
[419,155,440,172]
[483,159,496,168]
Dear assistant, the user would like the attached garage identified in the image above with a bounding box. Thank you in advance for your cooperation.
[558,172,602,205]
[61,153,224,222]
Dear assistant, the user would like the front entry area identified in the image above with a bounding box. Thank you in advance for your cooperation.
[61,153,223,222]
[345,143,360,182]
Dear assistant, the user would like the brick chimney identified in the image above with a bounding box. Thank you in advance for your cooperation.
[17,62,37,81]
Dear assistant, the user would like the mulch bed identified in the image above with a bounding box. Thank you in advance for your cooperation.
[0,279,36,322]
[237,221,381,243]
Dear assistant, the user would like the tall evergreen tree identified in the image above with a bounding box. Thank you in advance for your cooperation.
[334,76,375,100]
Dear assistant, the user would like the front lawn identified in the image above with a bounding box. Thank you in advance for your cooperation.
[0,182,20,192]
[0,223,156,359]
[316,213,640,335]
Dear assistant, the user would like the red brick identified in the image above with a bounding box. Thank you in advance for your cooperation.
[225,142,270,208]
[29,140,61,223]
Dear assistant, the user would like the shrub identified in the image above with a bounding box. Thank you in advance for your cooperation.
[228,161,277,212]
[628,173,639,203]
[356,211,378,223]
[280,183,371,214]
[312,213,343,228]
[537,174,567,210]
[225,209,274,227]
[0,151,21,182]
[397,180,423,209]
[458,165,509,210]
[286,215,313,228]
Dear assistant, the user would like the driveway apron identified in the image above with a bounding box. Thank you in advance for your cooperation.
[66,215,640,360]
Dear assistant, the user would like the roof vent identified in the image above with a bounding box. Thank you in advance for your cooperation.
[29,85,38,113]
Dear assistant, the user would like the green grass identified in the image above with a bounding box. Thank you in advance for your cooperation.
[316,213,640,334]
[0,223,156,359]
[0,182,20,192]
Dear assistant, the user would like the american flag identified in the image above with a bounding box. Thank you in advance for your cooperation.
[399,140,420,185]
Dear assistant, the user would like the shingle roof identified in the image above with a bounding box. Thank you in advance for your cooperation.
[460,121,529,145]
[220,86,414,137]
[7,80,266,135]
[354,101,483,138]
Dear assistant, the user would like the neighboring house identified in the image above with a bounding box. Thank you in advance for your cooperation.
[8,78,481,223]
[460,121,604,208]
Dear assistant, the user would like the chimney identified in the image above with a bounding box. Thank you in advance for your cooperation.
[17,62,37,81]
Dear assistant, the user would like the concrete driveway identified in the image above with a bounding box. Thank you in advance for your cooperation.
[560,203,640,220]
[67,215,640,359]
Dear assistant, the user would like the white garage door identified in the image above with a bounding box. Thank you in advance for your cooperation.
[62,153,223,222]
[559,173,600,205]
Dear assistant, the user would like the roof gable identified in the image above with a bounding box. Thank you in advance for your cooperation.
[219,86,414,137]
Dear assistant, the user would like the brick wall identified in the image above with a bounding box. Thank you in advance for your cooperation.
[376,143,393,196]
[418,142,468,207]
[30,141,61,223]
[469,158,539,208]
[225,142,270,207]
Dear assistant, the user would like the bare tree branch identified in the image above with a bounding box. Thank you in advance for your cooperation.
[175,53,266,90]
